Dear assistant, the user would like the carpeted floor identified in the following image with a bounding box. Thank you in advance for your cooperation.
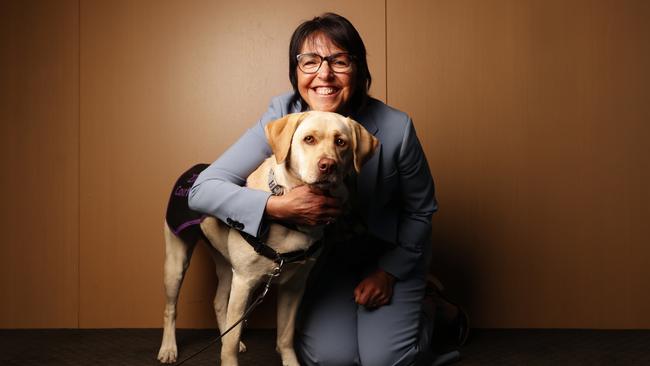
[0,328,649,365]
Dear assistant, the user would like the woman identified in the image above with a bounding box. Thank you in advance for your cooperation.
[189,13,438,365]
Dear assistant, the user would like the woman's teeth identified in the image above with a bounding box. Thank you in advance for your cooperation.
[315,87,337,95]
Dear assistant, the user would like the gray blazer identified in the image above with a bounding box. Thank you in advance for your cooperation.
[189,92,437,279]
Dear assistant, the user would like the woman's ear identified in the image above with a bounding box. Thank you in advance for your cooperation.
[265,113,306,164]
[348,117,379,173]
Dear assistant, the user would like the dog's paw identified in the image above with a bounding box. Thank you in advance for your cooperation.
[157,345,178,364]
[277,347,301,366]
[239,341,247,353]
[282,362,301,366]
[280,356,301,366]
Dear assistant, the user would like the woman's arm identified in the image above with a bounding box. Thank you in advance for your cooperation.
[378,118,437,280]
[354,118,437,308]
[188,97,285,237]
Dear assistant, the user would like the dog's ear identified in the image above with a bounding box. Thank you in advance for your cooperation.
[265,113,306,164]
[348,117,379,173]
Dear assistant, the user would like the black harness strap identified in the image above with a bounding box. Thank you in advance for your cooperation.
[239,228,323,264]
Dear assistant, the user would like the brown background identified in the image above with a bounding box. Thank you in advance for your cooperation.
[1,0,648,329]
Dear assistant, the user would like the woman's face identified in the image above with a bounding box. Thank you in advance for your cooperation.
[297,34,355,113]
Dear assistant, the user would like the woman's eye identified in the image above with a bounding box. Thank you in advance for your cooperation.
[335,138,346,147]
[304,136,315,144]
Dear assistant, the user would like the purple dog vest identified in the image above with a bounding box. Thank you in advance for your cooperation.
[165,164,209,244]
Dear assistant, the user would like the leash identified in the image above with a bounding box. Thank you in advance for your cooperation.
[174,259,284,365]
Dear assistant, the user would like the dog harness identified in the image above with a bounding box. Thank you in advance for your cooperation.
[165,164,322,264]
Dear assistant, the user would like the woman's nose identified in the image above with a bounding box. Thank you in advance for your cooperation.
[317,61,334,79]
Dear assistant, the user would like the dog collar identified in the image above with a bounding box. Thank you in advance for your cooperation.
[268,169,285,196]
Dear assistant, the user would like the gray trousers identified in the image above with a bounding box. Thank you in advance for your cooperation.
[296,247,434,366]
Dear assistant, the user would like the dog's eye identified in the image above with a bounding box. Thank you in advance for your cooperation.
[304,136,315,144]
[335,138,346,147]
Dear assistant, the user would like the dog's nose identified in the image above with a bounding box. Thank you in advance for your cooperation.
[318,158,337,174]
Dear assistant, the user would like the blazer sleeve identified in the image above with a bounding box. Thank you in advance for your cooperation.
[187,96,289,237]
[377,118,438,279]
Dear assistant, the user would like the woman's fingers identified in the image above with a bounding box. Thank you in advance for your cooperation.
[274,185,342,225]
[354,272,393,308]
[354,270,395,309]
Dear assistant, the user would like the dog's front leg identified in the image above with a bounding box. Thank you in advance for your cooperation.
[276,263,315,366]
[209,249,247,353]
[220,271,257,366]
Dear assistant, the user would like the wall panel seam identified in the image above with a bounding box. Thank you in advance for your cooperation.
[77,0,81,329]
[385,0,388,103]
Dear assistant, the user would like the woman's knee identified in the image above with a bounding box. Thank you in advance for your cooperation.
[297,335,358,366]
[357,312,425,366]
[359,344,421,366]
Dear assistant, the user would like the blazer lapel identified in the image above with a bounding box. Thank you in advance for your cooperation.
[354,109,380,217]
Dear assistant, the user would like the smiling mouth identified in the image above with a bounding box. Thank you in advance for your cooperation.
[313,87,340,96]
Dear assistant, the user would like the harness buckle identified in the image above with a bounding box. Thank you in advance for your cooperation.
[271,259,284,277]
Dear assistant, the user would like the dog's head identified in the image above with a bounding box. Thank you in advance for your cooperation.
[265,111,378,188]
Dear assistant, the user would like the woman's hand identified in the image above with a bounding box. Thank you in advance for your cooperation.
[265,185,342,226]
[354,269,396,309]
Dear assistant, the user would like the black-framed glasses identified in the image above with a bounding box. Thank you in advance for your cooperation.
[296,52,354,74]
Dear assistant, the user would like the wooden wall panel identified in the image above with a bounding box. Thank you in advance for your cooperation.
[0,0,79,327]
[387,0,650,328]
[4,0,648,330]
[79,0,385,328]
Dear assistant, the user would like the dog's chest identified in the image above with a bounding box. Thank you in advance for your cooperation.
[265,223,320,253]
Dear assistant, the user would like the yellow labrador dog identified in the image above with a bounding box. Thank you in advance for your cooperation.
[158,111,378,366]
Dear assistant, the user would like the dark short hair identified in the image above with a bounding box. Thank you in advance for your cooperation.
[288,13,372,114]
